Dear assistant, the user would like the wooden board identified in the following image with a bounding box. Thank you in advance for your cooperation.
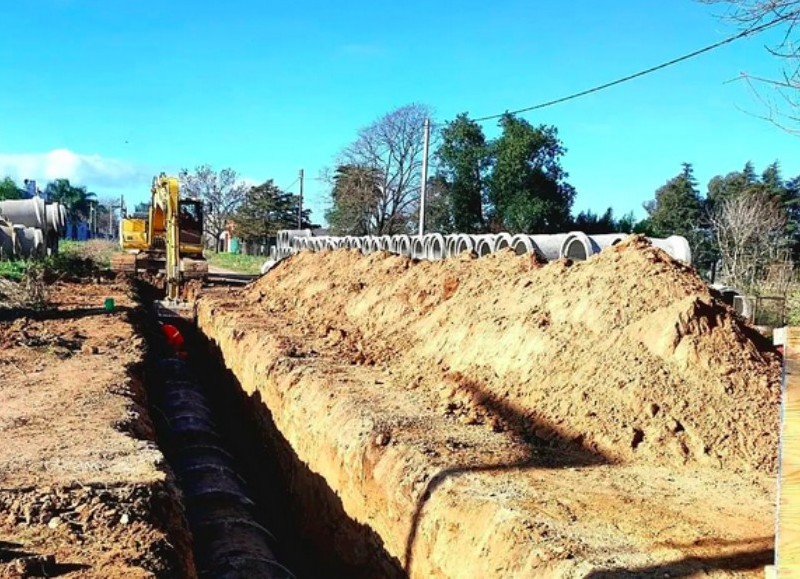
[777,328,800,576]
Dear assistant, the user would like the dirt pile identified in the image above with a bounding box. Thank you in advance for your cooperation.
[245,236,780,474]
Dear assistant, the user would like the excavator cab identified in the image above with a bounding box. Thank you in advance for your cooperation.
[178,199,204,249]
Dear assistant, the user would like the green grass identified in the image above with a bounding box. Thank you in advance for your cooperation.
[205,251,265,274]
[0,259,28,281]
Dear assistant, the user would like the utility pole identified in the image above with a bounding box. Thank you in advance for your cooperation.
[298,168,304,229]
[418,118,430,237]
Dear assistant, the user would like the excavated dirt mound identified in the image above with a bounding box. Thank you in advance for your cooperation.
[245,236,780,475]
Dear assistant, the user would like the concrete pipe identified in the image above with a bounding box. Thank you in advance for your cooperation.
[0,197,46,230]
[369,236,383,254]
[492,232,514,252]
[473,234,497,257]
[443,235,458,257]
[411,237,426,259]
[424,233,446,260]
[393,235,412,256]
[509,234,548,260]
[325,238,340,250]
[0,221,15,258]
[15,226,44,259]
[590,233,628,251]
[648,235,692,264]
[378,236,392,251]
[560,231,598,261]
[349,237,365,252]
[451,234,475,256]
[45,203,61,235]
[528,234,568,261]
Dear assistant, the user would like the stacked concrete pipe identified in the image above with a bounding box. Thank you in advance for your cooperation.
[424,233,446,260]
[265,229,693,273]
[15,225,45,259]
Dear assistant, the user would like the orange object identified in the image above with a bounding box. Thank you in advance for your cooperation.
[161,323,184,350]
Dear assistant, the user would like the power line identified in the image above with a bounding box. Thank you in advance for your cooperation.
[472,10,797,122]
[281,177,299,192]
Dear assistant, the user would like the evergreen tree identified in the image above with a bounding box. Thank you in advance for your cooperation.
[644,163,703,238]
[435,114,488,233]
[233,180,308,242]
[487,114,575,233]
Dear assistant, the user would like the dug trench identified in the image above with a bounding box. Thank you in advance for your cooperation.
[137,281,397,578]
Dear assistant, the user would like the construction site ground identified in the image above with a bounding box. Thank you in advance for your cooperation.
[0,278,193,578]
[0,237,784,578]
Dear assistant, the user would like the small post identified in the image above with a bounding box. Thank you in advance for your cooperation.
[298,169,304,229]
[419,118,430,237]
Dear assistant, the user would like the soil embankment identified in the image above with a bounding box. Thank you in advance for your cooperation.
[197,238,780,578]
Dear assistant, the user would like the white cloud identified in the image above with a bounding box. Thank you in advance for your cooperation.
[0,149,149,192]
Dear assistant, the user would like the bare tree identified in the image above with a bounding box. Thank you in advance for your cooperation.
[701,0,800,133]
[709,190,787,291]
[328,104,433,235]
[179,165,248,252]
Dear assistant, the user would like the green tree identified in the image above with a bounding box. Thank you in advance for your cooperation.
[0,176,22,200]
[644,163,704,238]
[325,165,384,235]
[44,178,96,223]
[487,114,575,233]
[233,180,309,242]
[435,114,488,233]
[572,207,617,234]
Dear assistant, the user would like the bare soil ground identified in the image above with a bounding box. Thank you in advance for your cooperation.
[0,279,194,578]
[197,238,780,578]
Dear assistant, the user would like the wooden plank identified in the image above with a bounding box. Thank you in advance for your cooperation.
[777,328,800,576]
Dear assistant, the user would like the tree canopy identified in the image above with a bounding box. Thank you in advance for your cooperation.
[233,180,310,242]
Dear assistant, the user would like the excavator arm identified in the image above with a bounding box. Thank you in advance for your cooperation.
[150,174,182,301]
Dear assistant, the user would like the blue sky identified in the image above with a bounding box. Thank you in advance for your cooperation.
[0,0,797,223]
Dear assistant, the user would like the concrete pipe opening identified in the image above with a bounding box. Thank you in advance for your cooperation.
[378,236,392,251]
[350,237,365,253]
[412,237,426,260]
[493,233,514,252]
[473,235,496,257]
[511,235,538,255]
[370,237,383,253]
[424,234,446,260]
[561,232,599,261]
[452,235,475,256]
[394,235,412,257]
[443,235,458,258]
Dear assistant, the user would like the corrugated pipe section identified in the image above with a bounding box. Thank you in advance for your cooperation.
[262,231,692,273]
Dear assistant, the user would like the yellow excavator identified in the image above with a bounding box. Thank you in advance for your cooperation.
[112,174,208,300]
